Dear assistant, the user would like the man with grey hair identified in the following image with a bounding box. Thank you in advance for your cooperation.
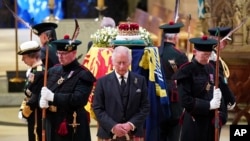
[93,46,150,141]
[158,21,189,141]
[100,17,116,28]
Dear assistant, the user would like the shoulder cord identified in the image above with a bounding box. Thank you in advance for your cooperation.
[219,57,230,78]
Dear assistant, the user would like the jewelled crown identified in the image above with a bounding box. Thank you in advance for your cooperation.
[118,22,140,36]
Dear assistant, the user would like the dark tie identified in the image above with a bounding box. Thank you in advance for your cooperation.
[120,76,126,91]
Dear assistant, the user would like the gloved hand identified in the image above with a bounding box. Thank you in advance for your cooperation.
[209,51,217,61]
[41,87,54,101]
[39,98,49,108]
[213,87,222,100]
[210,87,222,110]
[227,102,236,110]
[210,98,221,110]
[18,111,27,123]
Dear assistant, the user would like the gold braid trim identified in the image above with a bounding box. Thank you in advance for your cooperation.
[219,57,230,78]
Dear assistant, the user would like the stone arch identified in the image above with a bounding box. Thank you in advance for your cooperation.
[211,1,233,28]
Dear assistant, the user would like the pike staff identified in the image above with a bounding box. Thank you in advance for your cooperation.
[214,28,220,141]
[220,18,248,43]
[42,41,49,141]
[186,14,192,60]
[173,0,180,23]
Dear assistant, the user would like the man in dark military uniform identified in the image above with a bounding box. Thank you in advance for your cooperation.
[158,21,189,141]
[17,40,44,141]
[39,35,96,141]
[208,27,236,110]
[173,36,228,141]
[32,22,59,68]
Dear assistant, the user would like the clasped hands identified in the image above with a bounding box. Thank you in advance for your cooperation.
[39,87,54,108]
[112,122,133,137]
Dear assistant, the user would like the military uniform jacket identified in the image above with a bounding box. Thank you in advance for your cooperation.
[93,71,150,139]
[159,42,188,80]
[172,59,228,141]
[159,42,189,123]
[46,59,96,141]
[24,64,44,141]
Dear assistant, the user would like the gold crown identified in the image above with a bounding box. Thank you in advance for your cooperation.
[118,22,139,36]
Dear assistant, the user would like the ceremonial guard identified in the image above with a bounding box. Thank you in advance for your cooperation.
[39,35,96,141]
[17,41,44,141]
[32,22,59,68]
[173,36,228,141]
[208,27,236,110]
[158,21,189,141]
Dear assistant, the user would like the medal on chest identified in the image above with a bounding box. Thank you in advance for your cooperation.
[28,73,35,83]
[57,76,65,85]
[57,71,74,85]
[206,74,214,92]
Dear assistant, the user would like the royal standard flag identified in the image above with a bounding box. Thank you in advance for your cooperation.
[83,47,113,120]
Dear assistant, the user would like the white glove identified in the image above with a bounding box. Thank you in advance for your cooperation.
[39,98,49,108]
[209,87,222,110]
[210,98,221,110]
[41,87,54,101]
[18,111,27,123]
[227,102,236,110]
[209,51,217,61]
[213,87,222,100]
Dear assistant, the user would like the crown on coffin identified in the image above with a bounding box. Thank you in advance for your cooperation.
[118,22,140,36]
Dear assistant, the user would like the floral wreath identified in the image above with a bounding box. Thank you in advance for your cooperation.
[90,25,153,48]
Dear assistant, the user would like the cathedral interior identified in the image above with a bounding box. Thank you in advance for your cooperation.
[0,0,249,140]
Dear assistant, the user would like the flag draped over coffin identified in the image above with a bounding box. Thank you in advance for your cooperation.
[132,47,171,141]
[82,47,114,120]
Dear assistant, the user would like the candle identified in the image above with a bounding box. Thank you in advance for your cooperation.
[97,0,104,8]
[49,0,54,7]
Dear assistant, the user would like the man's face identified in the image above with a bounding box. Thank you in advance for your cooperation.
[56,50,76,66]
[39,33,48,46]
[112,53,130,76]
[193,49,212,65]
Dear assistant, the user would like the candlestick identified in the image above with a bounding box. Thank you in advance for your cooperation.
[95,6,107,21]
[44,0,59,23]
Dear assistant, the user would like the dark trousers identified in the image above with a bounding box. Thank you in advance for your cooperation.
[160,119,181,141]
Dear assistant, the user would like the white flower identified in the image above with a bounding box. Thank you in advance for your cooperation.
[90,27,118,48]
[90,26,153,48]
